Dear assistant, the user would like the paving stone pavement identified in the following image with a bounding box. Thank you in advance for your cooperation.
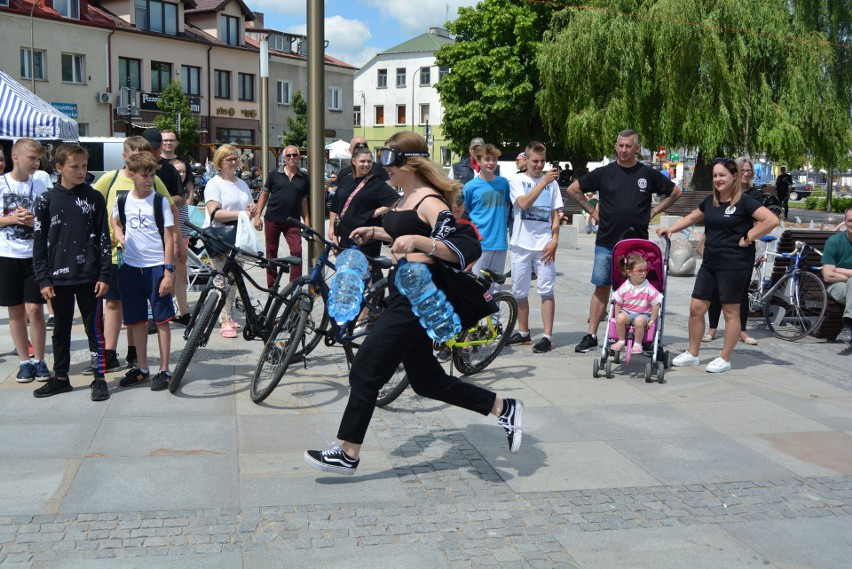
[1,227,850,568]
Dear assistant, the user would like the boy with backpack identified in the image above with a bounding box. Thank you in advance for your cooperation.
[110,152,176,391]
[32,144,111,400]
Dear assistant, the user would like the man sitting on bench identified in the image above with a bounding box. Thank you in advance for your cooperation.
[821,206,852,344]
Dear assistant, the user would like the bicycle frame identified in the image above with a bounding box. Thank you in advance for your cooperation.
[755,241,813,307]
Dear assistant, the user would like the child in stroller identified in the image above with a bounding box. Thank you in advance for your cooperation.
[611,253,663,355]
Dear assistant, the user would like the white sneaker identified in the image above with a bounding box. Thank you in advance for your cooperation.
[672,351,700,367]
[706,357,732,373]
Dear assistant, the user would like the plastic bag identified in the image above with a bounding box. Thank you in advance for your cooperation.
[235,211,261,255]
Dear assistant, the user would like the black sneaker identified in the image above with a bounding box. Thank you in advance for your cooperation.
[508,331,531,345]
[90,378,110,401]
[304,446,360,475]
[835,324,852,344]
[498,398,524,453]
[16,362,36,383]
[532,337,552,353]
[46,315,55,329]
[175,313,192,327]
[82,352,122,376]
[119,368,150,387]
[151,371,170,391]
[574,334,598,353]
[34,376,73,398]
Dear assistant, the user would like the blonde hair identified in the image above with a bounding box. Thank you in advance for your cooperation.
[384,131,460,204]
[124,136,151,153]
[125,151,159,174]
[212,144,239,169]
[474,143,501,161]
[712,159,742,208]
[12,138,44,157]
[736,156,754,190]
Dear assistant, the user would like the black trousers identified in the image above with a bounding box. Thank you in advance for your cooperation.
[51,283,106,378]
[338,292,496,445]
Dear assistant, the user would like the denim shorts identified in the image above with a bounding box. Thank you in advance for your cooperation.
[591,245,613,286]
[619,309,651,325]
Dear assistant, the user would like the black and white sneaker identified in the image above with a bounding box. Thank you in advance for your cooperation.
[574,334,598,353]
[304,446,360,475]
[498,398,524,453]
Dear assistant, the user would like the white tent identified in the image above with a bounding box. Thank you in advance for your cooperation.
[325,139,351,160]
[0,69,78,140]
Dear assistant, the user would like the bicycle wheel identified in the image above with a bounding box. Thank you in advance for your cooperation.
[250,293,310,403]
[170,289,222,393]
[452,292,518,375]
[763,271,828,341]
[287,277,328,359]
[767,204,785,221]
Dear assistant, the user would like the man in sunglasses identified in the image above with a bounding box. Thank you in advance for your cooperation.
[567,129,682,353]
[337,137,389,186]
[254,146,310,285]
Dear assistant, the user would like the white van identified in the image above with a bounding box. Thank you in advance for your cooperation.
[78,136,126,181]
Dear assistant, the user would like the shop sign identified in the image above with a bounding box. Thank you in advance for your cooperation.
[141,92,201,114]
[51,102,77,118]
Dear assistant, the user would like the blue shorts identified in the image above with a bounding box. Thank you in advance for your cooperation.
[591,245,613,286]
[118,264,175,325]
[619,309,651,325]
[104,263,122,301]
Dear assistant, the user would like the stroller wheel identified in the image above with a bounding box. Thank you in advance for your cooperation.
[605,360,614,379]
[663,350,672,369]
[657,363,666,384]
[644,362,653,383]
[592,358,601,378]
[613,350,621,364]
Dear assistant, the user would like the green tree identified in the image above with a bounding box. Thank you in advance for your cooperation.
[435,0,561,155]
[153,80,199,155]
[281,90,307,147]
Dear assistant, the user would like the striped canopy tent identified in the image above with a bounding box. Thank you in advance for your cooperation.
[0,69,78,140]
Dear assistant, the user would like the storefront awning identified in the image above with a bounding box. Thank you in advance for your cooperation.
[0,69,78,140]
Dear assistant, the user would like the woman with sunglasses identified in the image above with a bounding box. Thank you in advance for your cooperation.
[703,157,763,346]
[304,131,523,476]
[204,144,258,338]
[657,157,779,373]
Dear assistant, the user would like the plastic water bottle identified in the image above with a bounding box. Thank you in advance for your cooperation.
[328,248,369,325]
[116,247,125,268]
[394,259,462,343]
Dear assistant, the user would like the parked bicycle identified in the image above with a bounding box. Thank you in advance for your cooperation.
[168,221,300,393]
[249,217,393,403]
[748,237,827,340]
[359,269,518,408]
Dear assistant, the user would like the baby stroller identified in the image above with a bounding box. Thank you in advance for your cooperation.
[592,236,672,383]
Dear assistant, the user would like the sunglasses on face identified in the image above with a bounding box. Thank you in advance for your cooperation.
[378,147,429,167]
[223,157,239,163]
[284,153,300,158]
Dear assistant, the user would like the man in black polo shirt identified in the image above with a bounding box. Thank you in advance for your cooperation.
[567,129,682,353]
[255,145,310,285]
[775,166,793,220]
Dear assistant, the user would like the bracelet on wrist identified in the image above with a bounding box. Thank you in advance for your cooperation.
[428,238,437,256]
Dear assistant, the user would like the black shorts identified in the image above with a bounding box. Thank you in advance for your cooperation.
[0,256,45,306]
[692,265,751,305]
[104,263,122,301]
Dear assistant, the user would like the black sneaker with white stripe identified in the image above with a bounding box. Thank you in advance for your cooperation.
[304,446,360,475]
[498,398,523,453]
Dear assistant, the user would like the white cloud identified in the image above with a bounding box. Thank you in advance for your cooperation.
[362,0,476,34]
[245,0,304,18]
[287,15,378,67]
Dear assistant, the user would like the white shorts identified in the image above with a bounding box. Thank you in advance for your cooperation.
[510,245,556,301]
[472,249,507,292]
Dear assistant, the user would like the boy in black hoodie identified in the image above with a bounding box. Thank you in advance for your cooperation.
[32,144,112,400]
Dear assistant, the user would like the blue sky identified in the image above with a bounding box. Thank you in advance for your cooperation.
[246,0,478,67]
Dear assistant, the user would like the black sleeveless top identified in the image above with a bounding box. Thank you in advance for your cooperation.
[382,194,448,240]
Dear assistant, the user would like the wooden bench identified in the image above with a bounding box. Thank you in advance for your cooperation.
[769,230,844,340]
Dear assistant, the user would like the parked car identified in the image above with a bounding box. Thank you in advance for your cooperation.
[788,182,814,201]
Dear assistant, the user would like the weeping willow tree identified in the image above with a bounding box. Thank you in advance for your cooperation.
[537,0,851,189]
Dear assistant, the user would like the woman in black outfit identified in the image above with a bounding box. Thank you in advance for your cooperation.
[304,131,523,476]
[658,158,778,373]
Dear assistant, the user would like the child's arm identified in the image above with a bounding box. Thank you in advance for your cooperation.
[159,224,175,297]
[32,194,53,299]
[110,214,126,248]
[649,303,661,324]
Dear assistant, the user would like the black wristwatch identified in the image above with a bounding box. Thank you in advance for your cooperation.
[164,264,176,272]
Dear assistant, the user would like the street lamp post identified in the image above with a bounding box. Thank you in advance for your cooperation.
[260,38,269,184]
[410,66,421,133]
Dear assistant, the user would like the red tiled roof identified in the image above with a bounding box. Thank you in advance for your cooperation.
[0,0,115,29]
[243,37,356,70]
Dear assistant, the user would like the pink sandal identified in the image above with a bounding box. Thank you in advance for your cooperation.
[229,320,241,329]
[220,328,238,338]
[631,344,643,354]
[611,341,624,352]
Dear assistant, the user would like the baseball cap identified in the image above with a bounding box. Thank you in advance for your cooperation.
[469,137,485,147]
[516,152,526,159]
[141,128,162,149]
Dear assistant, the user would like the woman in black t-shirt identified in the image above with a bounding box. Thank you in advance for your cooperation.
[658,158,779,374]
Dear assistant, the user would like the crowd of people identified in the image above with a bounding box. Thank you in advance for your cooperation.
[3,128,850,476]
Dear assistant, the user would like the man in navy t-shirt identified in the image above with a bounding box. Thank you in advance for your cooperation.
[566,129,682,353]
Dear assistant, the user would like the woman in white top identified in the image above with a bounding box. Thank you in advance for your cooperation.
[204,144,258,337]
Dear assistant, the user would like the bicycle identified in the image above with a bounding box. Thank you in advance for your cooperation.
[361,269,518,408]
[249,217,393,403]
[747,238,827,340]
[168,221,301,393]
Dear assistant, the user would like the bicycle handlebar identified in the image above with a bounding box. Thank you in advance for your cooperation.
[185,220,267,264]
[285,217,392,271]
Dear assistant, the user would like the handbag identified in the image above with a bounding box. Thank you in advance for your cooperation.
[431,261,499,329]
[202,207,237,257]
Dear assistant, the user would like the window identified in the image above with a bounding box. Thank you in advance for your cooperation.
[53,0,79,19]
[269,34,289,52]
[214,70,231,99]
[135,0,177,35]
[396,105,406,125]
[151,61,171,92]
[181,65,200,96]
[77,123,88,136]
[61,53,84,84]
[276,80,291,105]
[353,105,361,127]
[216,128,253,145]
[439,66,450,81]
[396,67,406,88]
[375,105,384,126]
[419,66,431,86]
[119,57,141,91]
[20,48,46,81]
[419,103,430,125]
[0,0,9,6]
[220,15,240,46]
[377,69,387,89]
[328,86,342,111]
[238,73,254,101]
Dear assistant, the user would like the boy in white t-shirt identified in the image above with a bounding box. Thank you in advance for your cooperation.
[507,141,563,353]
[111,152,176,392]
[0,139,50,382]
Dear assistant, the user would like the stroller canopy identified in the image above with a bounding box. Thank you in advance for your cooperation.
[0,69,79,141]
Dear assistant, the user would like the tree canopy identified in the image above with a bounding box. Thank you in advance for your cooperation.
[153,80,199,155]
[281,90,307,148]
